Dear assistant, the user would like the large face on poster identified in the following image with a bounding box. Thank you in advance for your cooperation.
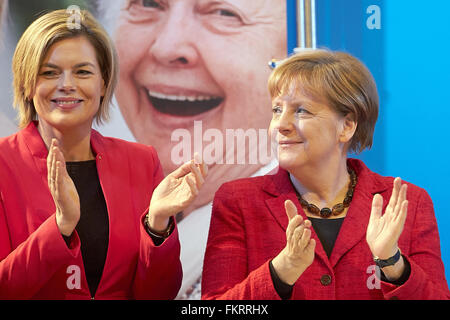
[111,0,287,214]
[0,0,287,216]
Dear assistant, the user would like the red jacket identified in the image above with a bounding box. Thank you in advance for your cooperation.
[202,159,450,300]
[0,122,182,299]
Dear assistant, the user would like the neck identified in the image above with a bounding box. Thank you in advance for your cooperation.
[37,120,95,162]
[289,155,350,209]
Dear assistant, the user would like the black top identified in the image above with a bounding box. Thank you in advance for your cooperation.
[62,160,167,297]
[65,160,109,297]
[309,217,345,258]
[269,217,411,299]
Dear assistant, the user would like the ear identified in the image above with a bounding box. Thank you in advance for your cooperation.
[339,113,357,144]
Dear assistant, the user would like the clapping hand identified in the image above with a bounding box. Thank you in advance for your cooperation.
[271,200,316,285]
[47,139,80,236]
[147,153,208,232]
[366,177,408,279]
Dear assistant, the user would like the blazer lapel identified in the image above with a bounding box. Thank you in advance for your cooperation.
[329,159,390,268]
[90,130,140,294]
[262,160,392,270]
[19,121,50,188]
[263,167,331,268]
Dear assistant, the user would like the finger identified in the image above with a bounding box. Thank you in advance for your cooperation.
[284,200,299,221]
[369,193,383,223]
[293,223,305,242]
[190,161,205,189]
[303,219,311,229]
[305,238,316,254]
[193,152,209,178]
[51,149,57,194]
[290,221,305,251]
[395,200,408,226]
[387,177,401,212]
[299,227,312,250]
[394,184,407,218]
[194,152,202,165]
[284,200,301,241]
[170,160,194,179]
[47,139,55,166]
[286,215,303,245]
[201,161,208,178]
[185,173,199,198]
[55,160,61,200]
[54,144,66,166]
[47,139,56,185]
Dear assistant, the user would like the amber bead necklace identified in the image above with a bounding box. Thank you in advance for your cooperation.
[295,168,357,219]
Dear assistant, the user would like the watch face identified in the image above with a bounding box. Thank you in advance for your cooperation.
[374,250,401,268]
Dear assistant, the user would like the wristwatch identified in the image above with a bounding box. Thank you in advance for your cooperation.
[373,249,401,268]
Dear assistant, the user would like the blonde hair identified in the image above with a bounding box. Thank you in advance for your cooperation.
[12,9,118,128]
[268,49,379,154]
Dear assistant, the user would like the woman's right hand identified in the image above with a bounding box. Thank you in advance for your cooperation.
[47,139,80,237]
[271,200,316,285]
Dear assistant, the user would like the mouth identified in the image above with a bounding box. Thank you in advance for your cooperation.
[146,90,223,117]
[51,98,84,109]
[278,141,303,145]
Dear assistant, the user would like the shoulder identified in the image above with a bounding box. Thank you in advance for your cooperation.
[0,130,19,150]
[215,173,274,200]
[350,158,431,205]
[0,131,21,164]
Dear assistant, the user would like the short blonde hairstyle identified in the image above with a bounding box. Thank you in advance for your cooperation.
[12,9,118,128]
[268,49,379,154]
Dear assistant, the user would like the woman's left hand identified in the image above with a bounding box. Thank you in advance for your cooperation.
[147,153,208,232]
[366,177,408,265]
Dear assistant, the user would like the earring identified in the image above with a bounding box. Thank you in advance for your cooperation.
[268,59,279,69]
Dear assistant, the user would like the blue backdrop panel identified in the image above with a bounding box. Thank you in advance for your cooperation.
[286,0,450,283]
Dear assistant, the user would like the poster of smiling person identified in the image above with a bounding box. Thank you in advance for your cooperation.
[97,0,287,299]
[0,0,17,138]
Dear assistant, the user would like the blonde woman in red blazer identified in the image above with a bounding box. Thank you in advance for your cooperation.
[0,10,207,299]
[202,50,450,300]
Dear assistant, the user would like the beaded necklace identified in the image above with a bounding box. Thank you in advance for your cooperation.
[294,168,357,218]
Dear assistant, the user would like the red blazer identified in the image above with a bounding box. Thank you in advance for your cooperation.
[202,159,450,300]
[0,122,182,299]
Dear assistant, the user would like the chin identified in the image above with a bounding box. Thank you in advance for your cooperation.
[277,157,302,172]
[47,115,91,131]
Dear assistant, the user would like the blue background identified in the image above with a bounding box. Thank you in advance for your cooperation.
[287,0,450,283]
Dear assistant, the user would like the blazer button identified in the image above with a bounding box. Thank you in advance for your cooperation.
[320,274,332,286]
[98,155,102,160]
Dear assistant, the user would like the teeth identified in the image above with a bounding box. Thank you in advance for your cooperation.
[54,100,80,104]
[148,90,220,102]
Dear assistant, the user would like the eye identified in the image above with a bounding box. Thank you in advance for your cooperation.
[40,70,58,77]
[76,69,93,76]
[211,8,238,18]
[141,0,163,9]
[296,107,310,115]
[272,106,282,114]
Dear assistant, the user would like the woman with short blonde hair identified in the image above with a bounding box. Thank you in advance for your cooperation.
[268,50,379,154]
[0,9,207,299]
[12,9,117,128]
[202,49,450,300]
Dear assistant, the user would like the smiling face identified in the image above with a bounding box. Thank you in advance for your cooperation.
[32,36,105,131]
[269,85,354,173]
[114,0,286,210]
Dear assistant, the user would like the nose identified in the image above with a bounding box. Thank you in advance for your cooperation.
[275,109,295,134]
[149,8,199,68]
[58,71,76,93]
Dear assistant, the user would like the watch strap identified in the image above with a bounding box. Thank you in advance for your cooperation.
[373,249,401,268]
